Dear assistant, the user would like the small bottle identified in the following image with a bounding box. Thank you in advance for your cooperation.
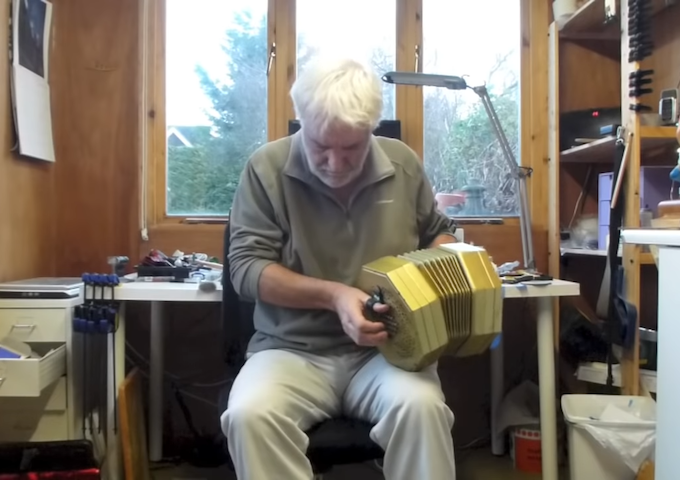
[640,205,653,228]
[640,205,653,252]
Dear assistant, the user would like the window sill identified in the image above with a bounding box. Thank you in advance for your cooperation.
[141,218,542,269]
[142,223,227,259]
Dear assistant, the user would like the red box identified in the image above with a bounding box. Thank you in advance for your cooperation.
[0,441,100,480]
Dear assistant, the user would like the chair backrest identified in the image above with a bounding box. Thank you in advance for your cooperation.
[221,219,255,368]
[287,119,402,140]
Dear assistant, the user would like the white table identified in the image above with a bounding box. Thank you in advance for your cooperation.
[620,228,678,480]
[107,281,222,463]
[491,279,579,480]
[107,278,579,480]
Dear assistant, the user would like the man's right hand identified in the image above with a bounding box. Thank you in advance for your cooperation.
[331,284,390,347]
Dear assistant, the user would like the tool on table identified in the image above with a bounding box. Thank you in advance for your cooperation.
[75,273,121,436]
[499,270,553,285]
[136,250,222,283]
[107,256,129,277]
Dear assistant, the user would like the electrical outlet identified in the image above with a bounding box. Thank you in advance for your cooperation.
[659,88,678,126]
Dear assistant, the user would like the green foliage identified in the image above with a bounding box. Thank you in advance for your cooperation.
[167,11,519,217]
[423,82,520,215]
[167,11,268,215]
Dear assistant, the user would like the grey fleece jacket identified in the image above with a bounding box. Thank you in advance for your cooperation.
[228,131,457,355]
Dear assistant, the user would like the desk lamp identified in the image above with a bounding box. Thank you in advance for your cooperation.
[382,71,536,271]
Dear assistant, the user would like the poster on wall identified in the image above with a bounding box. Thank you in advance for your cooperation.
[9,0,55,162]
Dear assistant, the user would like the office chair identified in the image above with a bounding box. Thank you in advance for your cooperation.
[218,221,385,477]
[288,119,402,139]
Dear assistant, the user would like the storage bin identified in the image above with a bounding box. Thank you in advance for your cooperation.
[562,394,656,480]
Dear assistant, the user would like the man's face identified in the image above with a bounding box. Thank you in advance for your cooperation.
[301,122,372,189]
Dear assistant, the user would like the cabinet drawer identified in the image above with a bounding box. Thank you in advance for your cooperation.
[0,309,67,342]
[0,378,68,442]
[0,343,66,397]
[0,376,67,411]
[0,410,68,442]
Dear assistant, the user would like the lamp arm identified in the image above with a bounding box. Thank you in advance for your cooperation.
[472,85,536,271]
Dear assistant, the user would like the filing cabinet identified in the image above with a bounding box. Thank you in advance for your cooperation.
[0,296,82,442]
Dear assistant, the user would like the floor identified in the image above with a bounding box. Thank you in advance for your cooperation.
[151,449,565,479]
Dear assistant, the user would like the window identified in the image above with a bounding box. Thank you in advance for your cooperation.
[153,0,533,229]
[295,0,397,121]
[165,0,269,216]
[422,0,521,217]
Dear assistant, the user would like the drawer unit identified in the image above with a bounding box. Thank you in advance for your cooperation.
[0,308,67,342]
[0,296,82,445]
[0,342,66,397]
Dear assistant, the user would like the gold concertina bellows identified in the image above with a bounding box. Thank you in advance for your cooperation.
[357,243,503,372]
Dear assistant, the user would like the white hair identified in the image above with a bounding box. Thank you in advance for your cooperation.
[290,57,383,133]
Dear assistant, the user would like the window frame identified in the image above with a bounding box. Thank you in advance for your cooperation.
[143,0,548,245]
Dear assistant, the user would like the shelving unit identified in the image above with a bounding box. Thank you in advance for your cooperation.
[559,0,672,38]
[548,0,680,395]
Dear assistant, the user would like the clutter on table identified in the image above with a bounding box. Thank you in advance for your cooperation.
[135,249,222,283]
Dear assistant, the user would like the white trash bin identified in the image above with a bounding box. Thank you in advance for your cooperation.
[562,394,656,480]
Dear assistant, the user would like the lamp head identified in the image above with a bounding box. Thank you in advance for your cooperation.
[381,71,468,90]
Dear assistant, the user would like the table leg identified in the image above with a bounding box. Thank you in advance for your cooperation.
[149,301,164,462]
[490,334,504,455]
[536,296,558,480]
[104,302,126,480]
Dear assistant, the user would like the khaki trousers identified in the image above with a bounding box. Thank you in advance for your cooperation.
[220,348,456,480]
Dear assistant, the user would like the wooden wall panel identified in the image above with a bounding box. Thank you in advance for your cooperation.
[559,42,621,113]
[50,0,141,275]
[649,7,680,100]
[0,0,55,282]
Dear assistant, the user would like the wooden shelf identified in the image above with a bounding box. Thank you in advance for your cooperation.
[559,0,619,39]
[560,126,678,163]
[639,125,680,143]
[560,136,616,163]
[560,0,676,39]
[561,247,655,264]
[561,247,608,257]
[578,362,657,393]
[641,252,655,265]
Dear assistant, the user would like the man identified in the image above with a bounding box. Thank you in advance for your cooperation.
[222,57,458,480]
